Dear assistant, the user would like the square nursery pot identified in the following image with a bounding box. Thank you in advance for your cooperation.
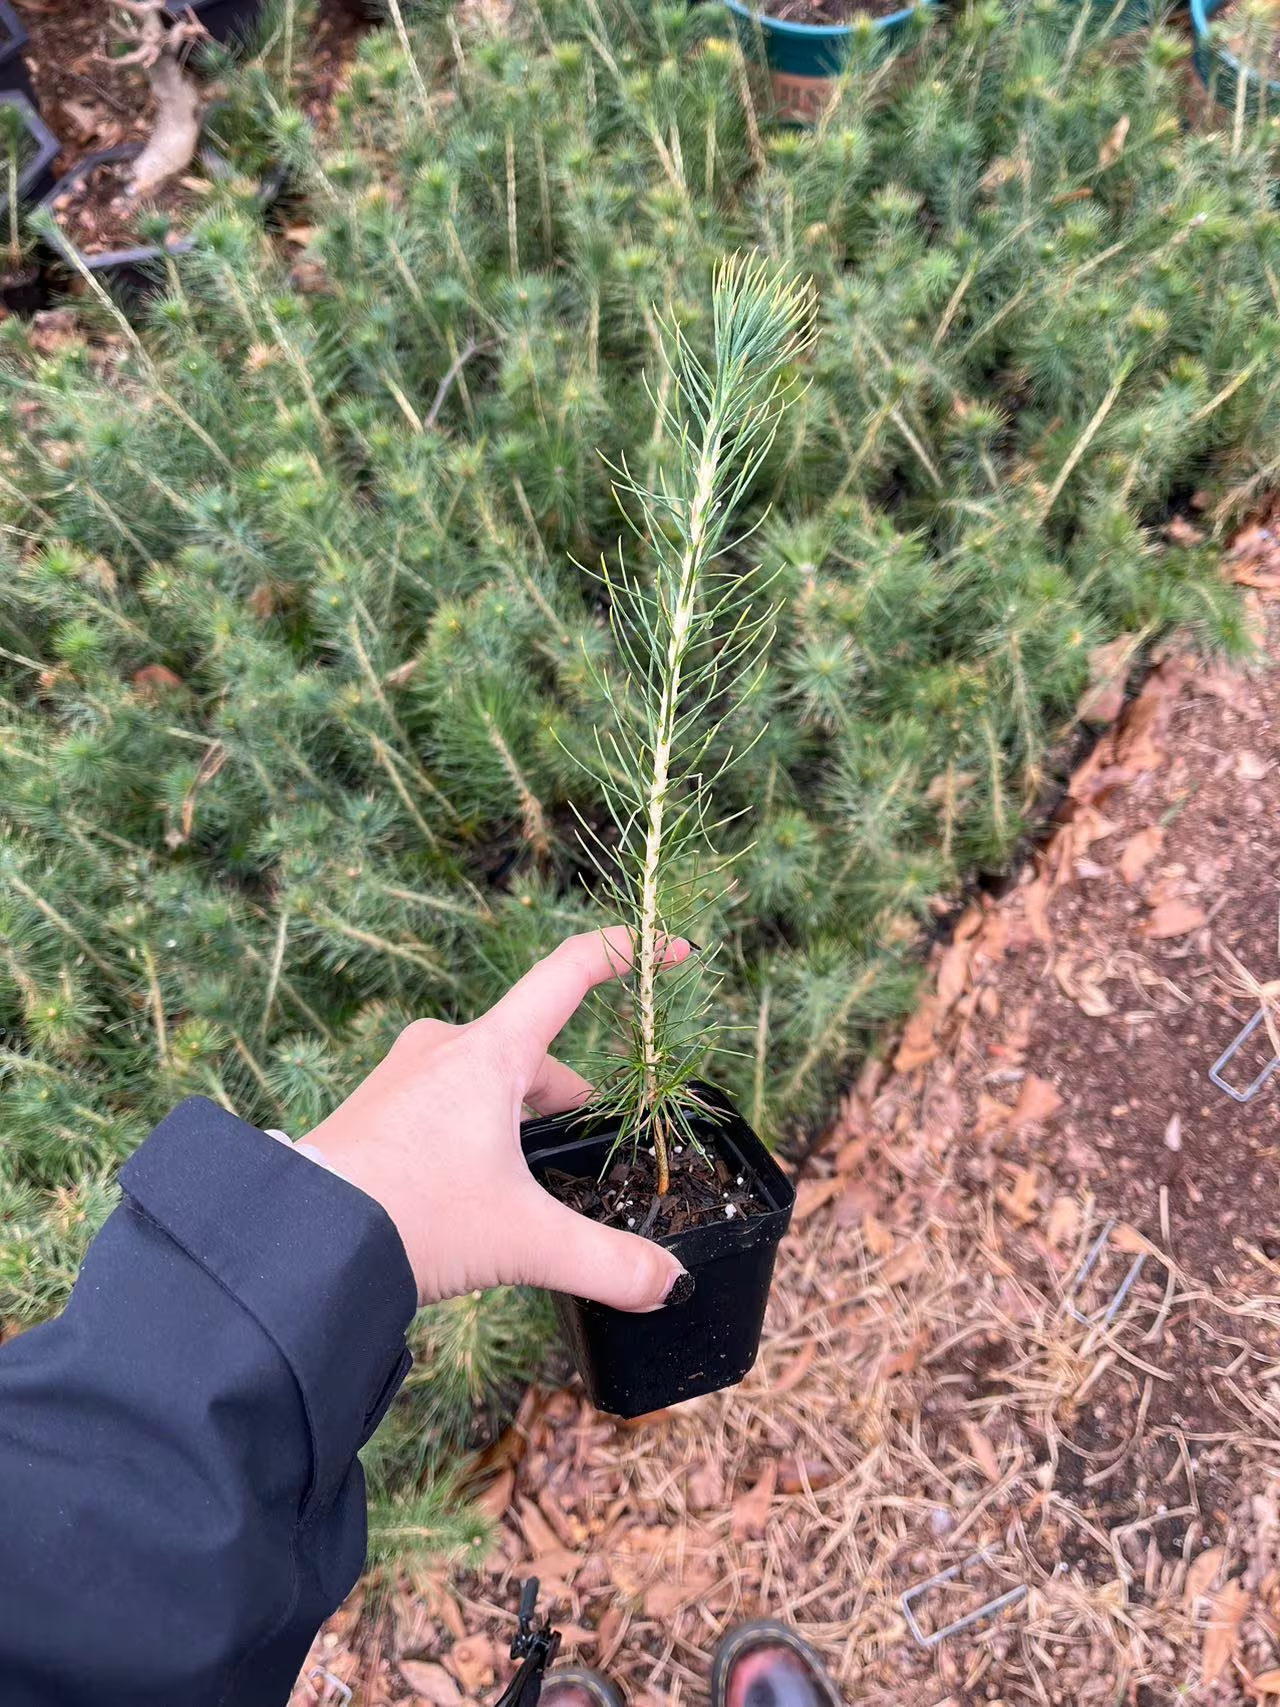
[521,1083,795,1418]
[164,0,265,46]
[1192,0,1280,116]
[40,137,232,304]
[41,144,192,303]
[0,1,35,108]
[1,92,59,211]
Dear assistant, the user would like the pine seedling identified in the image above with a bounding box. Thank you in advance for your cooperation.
[0,101,30,281]
[580,255,815,1193]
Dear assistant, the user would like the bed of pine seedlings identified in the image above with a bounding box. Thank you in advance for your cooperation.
[2,0,1280,1552]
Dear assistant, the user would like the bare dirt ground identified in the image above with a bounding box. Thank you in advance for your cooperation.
[294,534,1280,1707]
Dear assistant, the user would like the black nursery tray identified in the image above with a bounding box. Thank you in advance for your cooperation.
[0,93,60,217]
[0,1,35,108]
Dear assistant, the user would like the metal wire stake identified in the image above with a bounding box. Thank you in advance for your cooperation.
[309,1669,353,1706]
[1209,1009,1280,1104]
[900,1550,1029,1649]
[1065,1218,1147,1327]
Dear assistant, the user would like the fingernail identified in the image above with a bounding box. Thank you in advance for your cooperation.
[664,1269,696,1307]
[684,941,704,954]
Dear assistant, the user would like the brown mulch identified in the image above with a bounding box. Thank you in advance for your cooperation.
[294,530,1280,1707]
[12,0,372,179]
[14,0,155,169]
[48,154,208,253]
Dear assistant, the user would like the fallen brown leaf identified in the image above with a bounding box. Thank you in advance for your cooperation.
[863,1214,894,1257]
[1202,1578,1250,1686]
[936,935,974,1011]
[778,1453,839,1494]
[731,1460,778,1542]
[1079,632,1138,723]
[1022,873,1053,944]
[1185,1546,1225,1610]
[894,995,940,1073]
[964,1422,1002,1483]
[998,1164,1040,1225]
[446,1636,497,1696]
[474,1468,515,1521]
[881,1240,927,1286]
[1119,825,1165,885]
[516,1498,562,1559]
[1046,1196,1081,1248]
[793,1176,845,1222]
[400,1662,463,1707]
[771,1342,817,1394]
[1011,1075,1062,1129]
[527,1548,582,1582]
[1251,1669,1280,1696]
[687,1459,725,1511]
[834,1133,873,1175]
[1146,899,1207,939]
[644,1565,717,1618]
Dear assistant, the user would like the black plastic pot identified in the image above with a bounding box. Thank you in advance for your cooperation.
[1,261,48,314]
[164,0,265,47]
[521,1084,795,1418]
[41,144,196,303]
[0,1,35,109]
[0,93,59,214]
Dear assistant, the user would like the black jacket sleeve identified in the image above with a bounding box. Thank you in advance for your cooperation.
[0,1096,417,1707]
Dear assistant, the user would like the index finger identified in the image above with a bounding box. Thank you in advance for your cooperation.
[479,926,692,1071]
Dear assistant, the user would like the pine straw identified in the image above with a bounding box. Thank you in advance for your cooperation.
[427,1154,1280,1707]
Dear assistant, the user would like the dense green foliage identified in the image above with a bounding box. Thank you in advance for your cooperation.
[2,0,1279,1545]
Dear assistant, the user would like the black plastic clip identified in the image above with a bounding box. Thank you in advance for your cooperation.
[493,1579,562,1707]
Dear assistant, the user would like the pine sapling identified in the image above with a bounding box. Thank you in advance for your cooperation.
[581,255,815,1194]
[0,102,26,282]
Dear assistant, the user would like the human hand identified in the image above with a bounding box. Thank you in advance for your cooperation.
[301,927,692,1310]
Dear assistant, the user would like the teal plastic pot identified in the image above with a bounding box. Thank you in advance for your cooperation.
[1192,0,1280,115]
[1064,0,1155,33]
[724,0,935,123]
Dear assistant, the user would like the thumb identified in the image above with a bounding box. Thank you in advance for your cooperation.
[515,1187,688,1313]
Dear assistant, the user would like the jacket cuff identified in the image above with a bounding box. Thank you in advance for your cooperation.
[120,1097,417,1517]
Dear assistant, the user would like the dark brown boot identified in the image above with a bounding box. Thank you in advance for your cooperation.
[539,1667,625,1707]
[711,1621,842,1707]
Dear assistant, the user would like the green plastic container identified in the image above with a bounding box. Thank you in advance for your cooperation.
[1192,0,1280,116]
[724,0,935,123]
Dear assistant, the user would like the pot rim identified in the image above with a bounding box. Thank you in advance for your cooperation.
[722,0,934,44]
[39,139,222,273]
[0,0,29,60]
[1190,0,1280,99]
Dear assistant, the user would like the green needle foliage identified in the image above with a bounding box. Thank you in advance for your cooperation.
[2,0,1279,1552]
[583,255,816,1190]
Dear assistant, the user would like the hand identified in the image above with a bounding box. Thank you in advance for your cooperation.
[301,927,692,1311]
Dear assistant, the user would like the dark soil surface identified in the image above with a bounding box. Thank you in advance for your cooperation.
[542,1143,768,1239]
[14,0,155,166]
[759,0,910,22]
[50,155,205,254]
[14,0,373,186]
[1214,0,1280,77]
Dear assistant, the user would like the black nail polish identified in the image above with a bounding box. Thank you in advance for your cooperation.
[665,1270,696,1307]
[685,941,705,954]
